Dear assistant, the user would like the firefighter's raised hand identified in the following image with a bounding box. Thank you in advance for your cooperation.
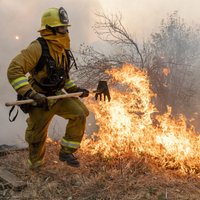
[94,81,111,102]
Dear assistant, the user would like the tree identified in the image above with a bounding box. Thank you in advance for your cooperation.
[73,11,200,118]
[72,12,144,88]
[147,11,200,115]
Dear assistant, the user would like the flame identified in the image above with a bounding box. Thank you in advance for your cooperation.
[162,67,170,76]
[15,36,20,40]
[82,64,200,174]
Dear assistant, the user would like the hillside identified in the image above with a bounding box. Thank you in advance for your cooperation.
[1,141,200,200]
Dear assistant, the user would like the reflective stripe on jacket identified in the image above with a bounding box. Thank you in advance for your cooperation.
[7,40,76,96]
[11,76,29,90]
[65,79,76,90]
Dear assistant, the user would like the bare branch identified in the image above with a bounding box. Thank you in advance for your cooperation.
[94,12,144,67]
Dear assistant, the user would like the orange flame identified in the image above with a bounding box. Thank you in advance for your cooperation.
[162,67,170,76]
[82,64,200,174]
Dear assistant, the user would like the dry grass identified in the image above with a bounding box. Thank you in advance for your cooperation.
[1,142,200,200]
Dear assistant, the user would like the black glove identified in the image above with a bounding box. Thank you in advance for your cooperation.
[76,87,89,98]
[95,81,111,102]
[27,90,48,109]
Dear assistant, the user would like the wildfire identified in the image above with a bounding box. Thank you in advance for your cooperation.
[162,67,170,76]
[82,64,200,174]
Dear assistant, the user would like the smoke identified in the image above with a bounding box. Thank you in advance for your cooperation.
[99,0,200,40]
[1,0,200,146]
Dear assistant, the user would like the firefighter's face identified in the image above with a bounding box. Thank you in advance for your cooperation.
[56,26,69,34]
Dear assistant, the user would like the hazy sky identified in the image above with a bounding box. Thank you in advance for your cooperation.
[1,0,200,146]
[100,0,200,38]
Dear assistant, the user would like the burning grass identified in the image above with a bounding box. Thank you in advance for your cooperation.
[1,143,200,199]
[1,64,200,199]
[82,64,200,175]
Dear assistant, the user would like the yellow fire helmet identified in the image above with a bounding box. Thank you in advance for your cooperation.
[38,7,71,31]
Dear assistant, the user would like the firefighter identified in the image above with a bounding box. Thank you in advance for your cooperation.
[7,7,89,169]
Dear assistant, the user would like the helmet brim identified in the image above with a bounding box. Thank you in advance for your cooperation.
[38,23,71,32]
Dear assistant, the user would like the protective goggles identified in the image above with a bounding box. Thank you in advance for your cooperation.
[59,7,69,25]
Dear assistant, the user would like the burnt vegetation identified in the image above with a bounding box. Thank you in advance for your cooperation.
[1,142,200,199]
[2,11,200,200]
[73,11,200,130]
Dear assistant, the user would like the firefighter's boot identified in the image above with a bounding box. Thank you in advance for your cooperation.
[59,152,80,168]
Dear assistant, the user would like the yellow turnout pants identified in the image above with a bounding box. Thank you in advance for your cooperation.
[25,97,89,166]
